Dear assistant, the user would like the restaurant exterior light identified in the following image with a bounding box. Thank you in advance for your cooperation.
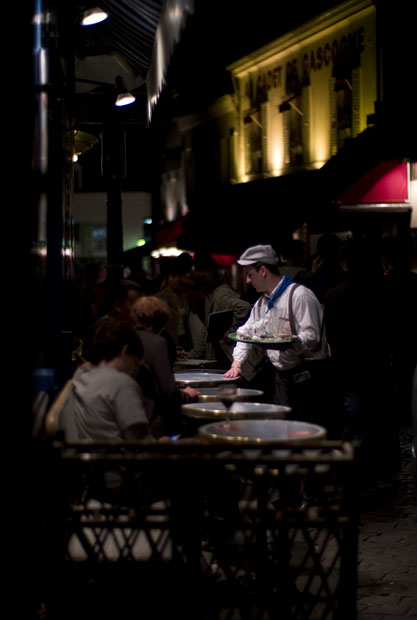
[151,247,186,258]
[114,75,136,107]
[81,7,108,26]
[115,92,136,107]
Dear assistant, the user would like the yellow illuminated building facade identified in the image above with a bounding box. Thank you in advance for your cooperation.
[156,0,416,253]
[228,0,377,183]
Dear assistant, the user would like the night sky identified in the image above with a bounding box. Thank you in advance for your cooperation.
[162,1,343,110]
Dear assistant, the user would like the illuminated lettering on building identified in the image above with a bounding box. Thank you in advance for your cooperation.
[254,27,365,100]
[302,27,365,80]
[256,66,282,96]
[233,4,376,182]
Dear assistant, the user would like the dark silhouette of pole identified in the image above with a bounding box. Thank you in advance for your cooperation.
[102,110,126,284]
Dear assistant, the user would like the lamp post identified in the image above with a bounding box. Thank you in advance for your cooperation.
[102,118,125,283]
[101,77,136,284]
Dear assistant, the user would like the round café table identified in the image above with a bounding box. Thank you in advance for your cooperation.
[198,419,327,444]
[175,372,238,388]
[181,401,291,421]
[173,359,217,370]
[196,387,264,403]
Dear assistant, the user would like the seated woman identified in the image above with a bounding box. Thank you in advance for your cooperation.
[61,319,151,441]
[132,296,199,438]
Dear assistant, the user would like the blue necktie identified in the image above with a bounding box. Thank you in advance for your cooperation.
[266,276,294,312]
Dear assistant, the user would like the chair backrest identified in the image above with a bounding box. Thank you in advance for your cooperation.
[32,391,51,439]
[72,338,84,361]
[44,380,74,438]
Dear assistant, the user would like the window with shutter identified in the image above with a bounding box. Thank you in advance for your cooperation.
[280,94,303,166]
[244,109,262,176]
[302,85,312,164]
[351,67,361,138]
[261,101,269,173]
[244,117,252,175]
[329,77,338,156]
[335,76,353,149]
[283,110,291,165]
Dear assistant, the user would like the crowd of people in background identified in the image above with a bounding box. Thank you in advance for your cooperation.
[68,233,417,495]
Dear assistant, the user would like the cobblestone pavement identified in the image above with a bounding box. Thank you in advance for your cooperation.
[357,425,417,619]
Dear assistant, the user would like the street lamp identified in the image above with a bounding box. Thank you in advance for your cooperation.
[81,7,108,26]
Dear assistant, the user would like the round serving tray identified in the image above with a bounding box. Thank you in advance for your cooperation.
[181,401,290,420]
[228,332,299,349]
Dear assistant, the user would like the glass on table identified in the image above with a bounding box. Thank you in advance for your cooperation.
[218,383,238,427]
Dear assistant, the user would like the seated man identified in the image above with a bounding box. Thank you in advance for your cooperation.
[184,269,251,367]
[100,279,144,324]
[84,279,144,357]
[61,320,151,441]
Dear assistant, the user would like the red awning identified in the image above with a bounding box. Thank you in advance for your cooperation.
[155,217,185,246]
[211,254,239,267]
[337,160,408,204]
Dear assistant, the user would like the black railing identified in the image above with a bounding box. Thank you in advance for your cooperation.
[40,440,359,620]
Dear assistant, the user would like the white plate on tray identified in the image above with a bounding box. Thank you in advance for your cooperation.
[228,332,299,349]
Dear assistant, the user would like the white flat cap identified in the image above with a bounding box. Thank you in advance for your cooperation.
[237,244,278,266]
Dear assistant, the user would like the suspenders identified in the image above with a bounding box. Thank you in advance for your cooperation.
[287,283,324,352]
[287,283,301,337]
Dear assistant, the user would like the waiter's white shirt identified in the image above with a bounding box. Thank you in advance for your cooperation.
[233,282,327,371]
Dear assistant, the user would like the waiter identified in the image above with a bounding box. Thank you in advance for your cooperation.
[224,244,332,428]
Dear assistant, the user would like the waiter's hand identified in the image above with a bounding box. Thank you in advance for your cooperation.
[223,361,241,378]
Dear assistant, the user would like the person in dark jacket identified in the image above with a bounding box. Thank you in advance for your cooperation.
[132,296,199,437]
